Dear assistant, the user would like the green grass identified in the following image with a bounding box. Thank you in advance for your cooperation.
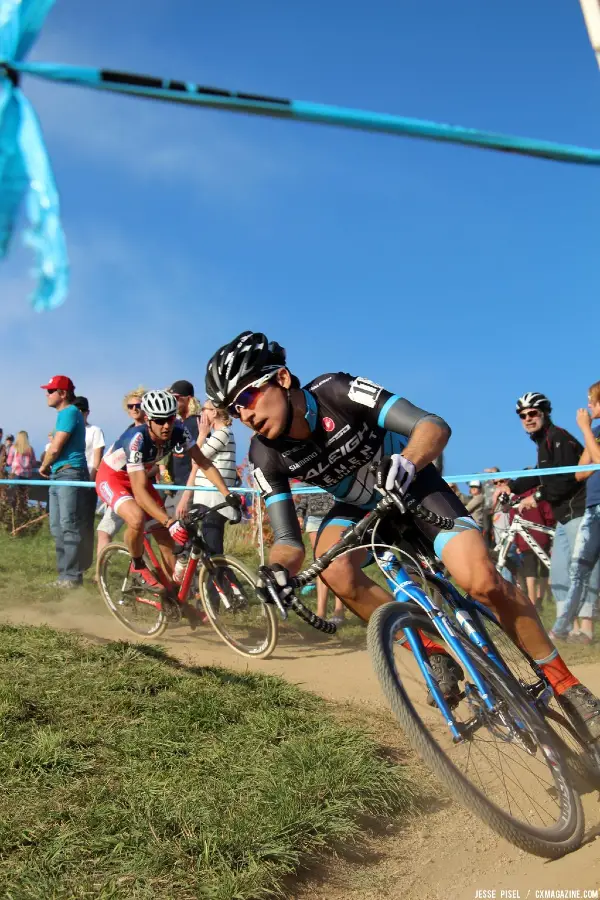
[2,522,600,661]
[0,624,421,899]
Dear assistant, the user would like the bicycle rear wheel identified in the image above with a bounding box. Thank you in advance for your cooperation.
[198,555,278,659]
[97,542,168,637]
[368,602,584,858]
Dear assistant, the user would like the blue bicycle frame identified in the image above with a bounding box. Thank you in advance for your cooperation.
[377,551,523,741]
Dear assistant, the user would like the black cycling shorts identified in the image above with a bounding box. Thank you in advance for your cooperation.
[315,463,480,561]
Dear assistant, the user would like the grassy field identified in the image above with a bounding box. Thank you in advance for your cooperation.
[0,624,423,900]
[1,520,599,662]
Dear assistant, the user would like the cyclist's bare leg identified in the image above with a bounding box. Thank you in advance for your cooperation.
[316,525,451,655]
[150,525,176,579]
[441,528,555,661]
[116,499,146,560]
[314,524,391,622]
[308,531,344,619]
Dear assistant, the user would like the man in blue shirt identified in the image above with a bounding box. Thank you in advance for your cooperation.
[39,374,89,588]
[550,380,600,642]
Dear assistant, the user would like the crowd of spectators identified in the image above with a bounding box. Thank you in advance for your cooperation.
[1,376,599,640]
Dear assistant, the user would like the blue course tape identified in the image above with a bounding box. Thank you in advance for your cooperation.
[2,463,599,492]
[10,60,600,168]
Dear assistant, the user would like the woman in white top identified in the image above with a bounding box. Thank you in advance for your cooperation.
[186,401,237,555]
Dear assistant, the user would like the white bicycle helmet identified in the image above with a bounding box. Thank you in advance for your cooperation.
[515,392,551,415]
[141,390,177,420]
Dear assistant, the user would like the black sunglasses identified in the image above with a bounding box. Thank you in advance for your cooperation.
[127,403,142,410]
[519,410,540,421]
[47,388,59,395]
[149,414,176,424]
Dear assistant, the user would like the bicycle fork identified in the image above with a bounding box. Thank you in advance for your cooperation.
[378,552,528,743]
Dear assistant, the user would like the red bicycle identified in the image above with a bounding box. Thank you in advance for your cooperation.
[96,502,279,658]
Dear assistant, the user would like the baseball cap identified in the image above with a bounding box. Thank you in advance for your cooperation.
[469,480,482,488]
[169,379,194,397]
[74,395,90,413]
[40,375,75,392]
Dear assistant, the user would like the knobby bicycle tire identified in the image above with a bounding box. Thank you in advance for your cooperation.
[198,554,278,659]
[367,602,584,858]
[97,542,168,637]
[422,572,600,791]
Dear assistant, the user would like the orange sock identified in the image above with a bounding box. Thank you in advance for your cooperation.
[397,630,447,657]
[537,652,579,695]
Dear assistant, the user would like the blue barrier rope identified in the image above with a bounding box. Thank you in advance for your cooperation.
[2,463,599,492]
[9,60,600,167]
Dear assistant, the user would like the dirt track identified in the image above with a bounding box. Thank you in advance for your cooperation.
[2,590,600,900]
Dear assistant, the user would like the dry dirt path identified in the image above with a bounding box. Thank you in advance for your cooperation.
[2,590,599,900]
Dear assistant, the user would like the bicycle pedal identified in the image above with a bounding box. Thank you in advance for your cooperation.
[162,596,182,623]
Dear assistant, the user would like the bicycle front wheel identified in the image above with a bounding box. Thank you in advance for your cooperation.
[198,555,278,659]
[368,602,584,858]
[97,542,168,637]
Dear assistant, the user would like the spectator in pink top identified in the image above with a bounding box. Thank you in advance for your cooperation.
[7,431,36,478]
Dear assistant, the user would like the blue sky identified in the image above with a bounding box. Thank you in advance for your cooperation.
[1,0,599,482]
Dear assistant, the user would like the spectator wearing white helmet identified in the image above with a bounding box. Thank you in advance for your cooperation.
[95,390,239,621]
[506,392,598,643]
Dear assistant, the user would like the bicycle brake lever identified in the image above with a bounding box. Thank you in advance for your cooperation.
[265,582,289,620]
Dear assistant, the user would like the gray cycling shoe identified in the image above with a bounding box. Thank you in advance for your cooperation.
[558,684,600,742]
[427,654,464,708]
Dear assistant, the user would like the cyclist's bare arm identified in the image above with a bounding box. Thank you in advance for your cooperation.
[130,469,170,525]
[375,395,451,471]
[269,543,306,576]
[401,418,451,471]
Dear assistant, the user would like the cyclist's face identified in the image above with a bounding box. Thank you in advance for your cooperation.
[238,369,291,439]
[148,416,176,442]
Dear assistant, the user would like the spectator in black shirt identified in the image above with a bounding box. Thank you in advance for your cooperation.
[504,392,597,641]
[166,380,200,520]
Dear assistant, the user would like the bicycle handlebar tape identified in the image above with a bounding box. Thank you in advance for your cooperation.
[289,596,337,634]
[411,502,455,531]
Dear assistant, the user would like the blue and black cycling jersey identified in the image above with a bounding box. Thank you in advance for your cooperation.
[250,372,478,559]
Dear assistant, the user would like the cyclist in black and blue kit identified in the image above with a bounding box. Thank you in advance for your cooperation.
[205,332,600,739]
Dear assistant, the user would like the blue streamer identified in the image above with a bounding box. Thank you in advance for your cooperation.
[3,10,600,312]
[0,0,68,311]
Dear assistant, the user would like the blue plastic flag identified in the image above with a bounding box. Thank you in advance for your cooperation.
[0,0,68,310]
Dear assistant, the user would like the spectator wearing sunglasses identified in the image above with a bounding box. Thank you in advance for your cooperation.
[39,374,88,588]
[505,392,598,643]
[95,386,147,571]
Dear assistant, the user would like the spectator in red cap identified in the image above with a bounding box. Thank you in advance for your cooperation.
[39,375,88,588]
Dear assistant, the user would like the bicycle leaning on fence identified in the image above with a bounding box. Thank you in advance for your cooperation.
[97,501,281,657]
[492,492,554,577]
[250,478,600,858]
